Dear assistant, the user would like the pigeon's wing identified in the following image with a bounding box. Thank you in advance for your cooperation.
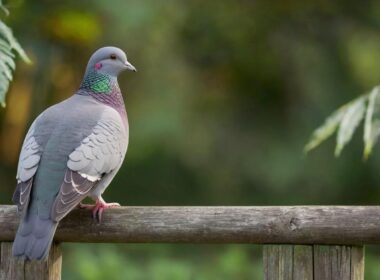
[12,179,34,214]
[13,116,43,214]
[50,169,95,222]
[51,108,128,222]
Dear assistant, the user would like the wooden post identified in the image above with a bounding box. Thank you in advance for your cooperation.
[1,206,380,244]
[263,245,364,280]
[0,242,62,280]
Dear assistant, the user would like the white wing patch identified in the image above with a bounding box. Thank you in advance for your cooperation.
[78,172,101,182]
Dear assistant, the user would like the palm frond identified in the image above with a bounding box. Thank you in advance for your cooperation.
[335,96,366,157]
[304,104,349,153]
[304,85,380,158]
[363,86,380,159]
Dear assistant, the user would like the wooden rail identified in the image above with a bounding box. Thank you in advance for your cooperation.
[0,205,373,279]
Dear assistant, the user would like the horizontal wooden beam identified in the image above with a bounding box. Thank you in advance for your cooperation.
[1,205,380,244]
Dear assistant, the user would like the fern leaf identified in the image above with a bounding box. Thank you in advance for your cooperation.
[0,18,30,107]
[335,96,367,157]
[0,21,30,63]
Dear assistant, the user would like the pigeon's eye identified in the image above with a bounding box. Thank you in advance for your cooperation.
[110,54,117,60]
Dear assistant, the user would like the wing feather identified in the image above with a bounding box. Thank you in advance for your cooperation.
[67,113,127,177]
[51,170,96,222]
[17,124,41,182]
[14,116,43,214]
[12,179,33,213]
[51,108,128,222]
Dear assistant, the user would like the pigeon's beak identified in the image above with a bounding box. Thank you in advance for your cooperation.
[124,60,137,72]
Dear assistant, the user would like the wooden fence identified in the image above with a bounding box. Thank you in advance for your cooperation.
[1,205,377,279]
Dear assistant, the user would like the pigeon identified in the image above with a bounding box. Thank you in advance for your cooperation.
[12,46,136,260]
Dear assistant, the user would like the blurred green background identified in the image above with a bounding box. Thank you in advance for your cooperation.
[2,0,380,279]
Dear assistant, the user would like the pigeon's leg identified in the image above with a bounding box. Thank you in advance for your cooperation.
[78,202,95,209]
[92,197,120,223]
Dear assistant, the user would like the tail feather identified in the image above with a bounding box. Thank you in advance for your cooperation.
[13,212,58,260]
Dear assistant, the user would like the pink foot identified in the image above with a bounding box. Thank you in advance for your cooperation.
[92,199,120,223]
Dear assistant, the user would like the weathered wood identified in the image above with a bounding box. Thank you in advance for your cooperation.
[0,205,380,244]
[331,245,351,278]
[314,245,365,280]
[293,245,313,280]
[0,242,61,280]
[263,245,293,279]
[263,245,314,280]
[314,245,332,279]
[264,245,365,280]
[350,246,364,280]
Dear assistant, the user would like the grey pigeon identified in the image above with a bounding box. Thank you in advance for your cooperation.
[12,46,136,260]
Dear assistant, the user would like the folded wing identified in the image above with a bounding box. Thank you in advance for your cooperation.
[51,109,127,222]
[14,117,42,214]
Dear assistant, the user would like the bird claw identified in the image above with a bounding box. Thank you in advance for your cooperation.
[92,200,120,223]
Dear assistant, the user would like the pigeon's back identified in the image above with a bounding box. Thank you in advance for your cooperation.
[13,95,112,260]
[31,95,107,217]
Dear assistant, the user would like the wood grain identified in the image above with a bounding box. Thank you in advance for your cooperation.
[350,246,365,280]
[293,245,313,280]
[263,245,293,280]
[0,205,380,244]
[0,242,61,280]
[314,245,332,280]
[264,245,365,280]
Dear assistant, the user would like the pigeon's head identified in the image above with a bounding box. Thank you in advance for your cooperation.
[85,46,136,77]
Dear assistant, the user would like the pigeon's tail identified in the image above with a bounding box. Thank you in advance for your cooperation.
[12,212,58,260]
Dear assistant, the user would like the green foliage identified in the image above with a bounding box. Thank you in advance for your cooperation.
[43,10,100,45]
[4,1,380,278]
[335,96,366,157]
[304,104,348,154]
[364,86,380,159]
[0,2,30,107]
[62,244,263,280]
[305,86,380,158]
[0,0,8,16]
[365,247,380,280]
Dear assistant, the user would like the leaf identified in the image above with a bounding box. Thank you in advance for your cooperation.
[306,86,380,158]
[0,69,9,106]
[0,1,9,16]
[368,119,380,149]
[363,86,380,159]
[0,18,31,107]
[335,96,367,157]
[0,21,30,63]
[304,104,348,153]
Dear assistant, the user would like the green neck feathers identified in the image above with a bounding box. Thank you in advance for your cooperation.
[80,70,116,94]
